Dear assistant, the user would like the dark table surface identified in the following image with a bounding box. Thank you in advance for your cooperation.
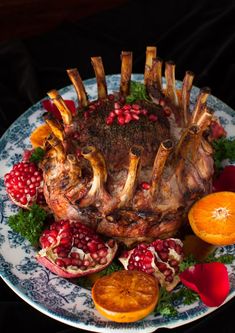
[1,1,235,332]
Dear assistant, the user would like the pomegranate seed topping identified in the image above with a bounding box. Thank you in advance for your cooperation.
[164,106,172,116]
[108,94,115,100]
[149,114,158,122]
[124,113,132,123]
[141,182,150,190]
[117,115,125,125]
[123,104,131,110]
[106,117,114,125]
[131,114,139,121]
[159,98,166,107]
[114,102,120,109]
[109,111,116,118]
[132,104,140,110]
[114,109,123,116]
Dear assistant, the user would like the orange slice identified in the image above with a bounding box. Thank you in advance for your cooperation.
[92,270,159,323]
[30,123,51,148]
[188,191,235,246]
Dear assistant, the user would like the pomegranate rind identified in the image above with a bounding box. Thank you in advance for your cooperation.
[36,219,118,278]
[119,238,183,291]
[36,242,118,278]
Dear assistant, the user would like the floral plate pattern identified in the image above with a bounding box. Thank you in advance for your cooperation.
[0,74,235,333]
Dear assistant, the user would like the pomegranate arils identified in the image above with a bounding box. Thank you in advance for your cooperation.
[119,238,184,291]
[37,219,117,278]
[105,101,159,126]
[4,161,44,208]
[141,182,150,190]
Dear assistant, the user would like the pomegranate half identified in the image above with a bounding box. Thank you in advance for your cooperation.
[37,219,118,278]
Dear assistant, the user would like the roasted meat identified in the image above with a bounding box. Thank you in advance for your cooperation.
[40,46,214,247]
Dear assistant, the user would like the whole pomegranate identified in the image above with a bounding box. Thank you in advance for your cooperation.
[37,219,118,278]
[119,238,184,291]
[4,161,44,209]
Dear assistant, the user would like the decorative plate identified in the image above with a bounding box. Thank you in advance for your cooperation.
[0,74,235,333]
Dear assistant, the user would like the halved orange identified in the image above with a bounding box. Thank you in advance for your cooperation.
[92,270,159,323]
[30,123,51,148]
[188,191,235,246]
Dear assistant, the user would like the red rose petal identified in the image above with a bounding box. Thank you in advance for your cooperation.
[213,165,235,192]
[179,262,230,307]
[42,99,76,119]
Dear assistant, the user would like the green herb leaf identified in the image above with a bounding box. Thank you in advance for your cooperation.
[179,254,198,273]
[154,288,178,317]
[8,204,47,246]
[126,81,150,103]
[29,147,45,163]
[212,138,235,170]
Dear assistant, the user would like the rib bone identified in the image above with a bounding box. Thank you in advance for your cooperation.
[151,57,163,91]
[191,87,211,124]
[79,146,108,207]
[45,119,64,142]
[180,70,194,126]
[47,89,72,125]
[91,57,107,99]
[144,46,157,84]
[118,145,143,207]
[120,51,133,96]
[165,61,179,106]
[67,68,88,107]
[150,140,173,198]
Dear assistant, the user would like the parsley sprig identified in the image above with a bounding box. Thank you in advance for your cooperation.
[8,204,47,246]
[155,250,235,317]
[126,81,150,103]
[29,147,45,164]
[212,137,235,170]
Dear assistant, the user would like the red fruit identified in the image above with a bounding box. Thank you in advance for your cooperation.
[119,238,184,291]
[106,116,114,125]
[117,115,125,125]
[149,114,158,122]
[210,120,227,139]
[37,220,118,278]
[141,182,150,190]
[4,161,44,209]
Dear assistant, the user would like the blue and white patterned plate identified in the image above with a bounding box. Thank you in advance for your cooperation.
[1,74,235,333]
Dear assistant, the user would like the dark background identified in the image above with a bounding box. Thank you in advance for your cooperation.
[1,0,235,332]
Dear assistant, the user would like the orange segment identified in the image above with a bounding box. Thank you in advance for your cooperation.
[188,191,235,246]
[92,270,159,323]
[30,123,51,148]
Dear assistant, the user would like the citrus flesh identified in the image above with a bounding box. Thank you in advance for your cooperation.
[188,191,235,246]
[30,123,51,148]
[92,270,159,323]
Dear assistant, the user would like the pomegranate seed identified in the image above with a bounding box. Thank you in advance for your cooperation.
[158,251,169,261]
[141,182,150,190]
[109,111,116,118]
[106,116,114,125]
[124,113,132,123]
[114,109,123,116]
[123,104,131,110]
[131,114,139,121]
[159,98,166,107]
[149,114,158,122]
[108,94,115,100]
[132,104,140,110]
[164,106,172,116]
[71,258,82,267]
[55,259,66,267]
[99,257,107,265]
[114,102,120,109]
[141,108,148,115]
[117,115,125,125]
